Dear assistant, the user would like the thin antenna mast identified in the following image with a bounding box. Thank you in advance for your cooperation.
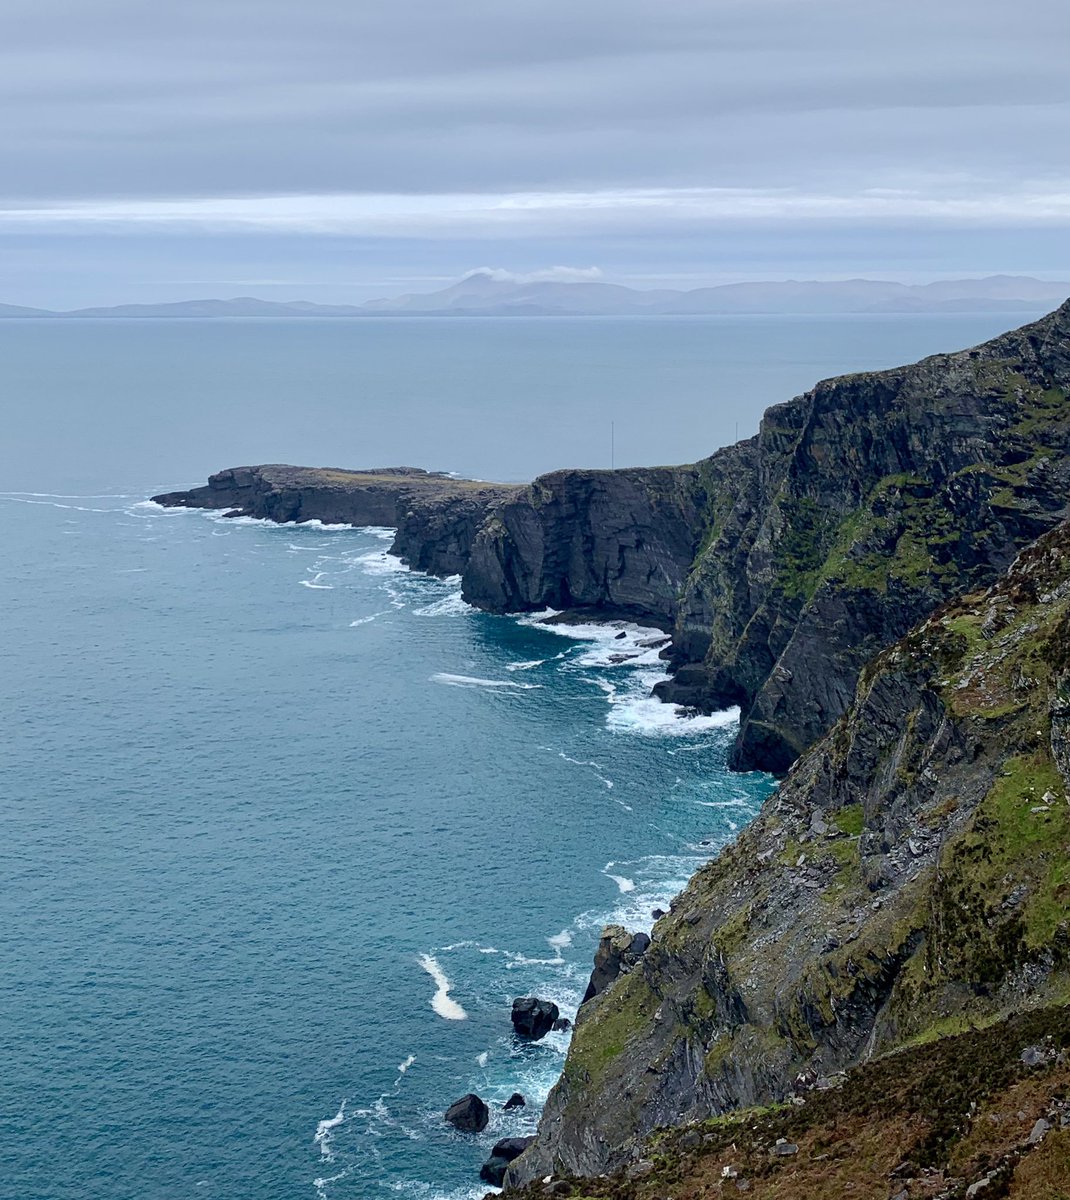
[611,420,615,470]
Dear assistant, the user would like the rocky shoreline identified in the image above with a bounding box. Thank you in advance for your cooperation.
[154,302,1070,1197]
[155,301,1070,779]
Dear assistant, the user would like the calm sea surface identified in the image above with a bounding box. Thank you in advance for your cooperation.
[0,313,1041,1200]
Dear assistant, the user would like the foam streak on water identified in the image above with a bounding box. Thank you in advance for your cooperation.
[417,955,469,1021]
[1,504,774,1200]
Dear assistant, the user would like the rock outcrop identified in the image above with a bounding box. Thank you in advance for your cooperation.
[152,464,521,577]
[507,515,1070,1185]
[480,1137,536,1187]
[444,1093,489,1133]
[511,997,560,1041]
[581,926,651,1004]
[506,1003,1070,1200]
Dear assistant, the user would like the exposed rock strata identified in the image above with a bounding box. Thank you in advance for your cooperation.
[507,516,1070,1185]
[461,302,1070,774]
[507,1003,1070,1200]
[582,926,651,1004]
[154,305,1070,776]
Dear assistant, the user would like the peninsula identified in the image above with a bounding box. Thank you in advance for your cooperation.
[155,301,1070,1196]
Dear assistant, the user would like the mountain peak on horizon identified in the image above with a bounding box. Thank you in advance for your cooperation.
[4,274,1068,320]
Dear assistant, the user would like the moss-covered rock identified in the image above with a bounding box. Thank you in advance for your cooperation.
[508,517,1070,1186]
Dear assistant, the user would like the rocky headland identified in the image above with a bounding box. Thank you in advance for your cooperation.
[152,464,523,576]
[155,303,1070,1198]
[157,301,1070,777]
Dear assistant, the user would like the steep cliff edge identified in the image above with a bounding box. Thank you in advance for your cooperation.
[459,302,1070,774]
[508,515,1070,1186]
[152,307,1070,777]
[152,464,521,576]
[459,462,739,628]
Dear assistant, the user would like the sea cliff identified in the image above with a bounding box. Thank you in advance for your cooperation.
[507,512,1070,1188]
[157,302,1070,776]
[456,302,1070,775]
[153,305,1070,1198]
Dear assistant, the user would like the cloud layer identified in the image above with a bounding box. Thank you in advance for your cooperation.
[1,0,1067,303]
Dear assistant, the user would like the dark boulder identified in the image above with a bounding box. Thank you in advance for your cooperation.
[479,1156,511,1187]
[444,1092,489,1133]
[492,1135,535,1161]
[480,1136,535,1186]
[552,1017,572,1032]
[503,1092,526,1110]
[581,925,651,1004]
[511,997,559,1040]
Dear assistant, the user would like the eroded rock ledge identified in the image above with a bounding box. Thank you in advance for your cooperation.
[152,464,523,576]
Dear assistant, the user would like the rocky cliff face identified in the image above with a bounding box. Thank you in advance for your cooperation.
[152,465,521,576]
[459,464,722,627]
[508,515,1070,1186]
[153,308,1070,778]
[457,302,1070,773]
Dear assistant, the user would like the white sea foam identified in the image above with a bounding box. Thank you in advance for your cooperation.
[0,495,112,513]
[557,751,614,789]
[301,571,334,589]
[503,950,565,968]
[547,929,573,949]
[506,658,546,671]
[413,591,472,617]
[476,1051,490,1068]
[349,611,390,626]
[417,954,467,1020]
[314,1099,347,1161]
[517,612,668,665]
[2,490,133,499]
[596,669,741,737]
[356,548,409,576]
[313,1170,348,1200]
[431,673,542,691]
[606,874,635,893]
[397,1054,416,1075]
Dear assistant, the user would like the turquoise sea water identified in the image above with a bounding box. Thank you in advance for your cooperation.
[0,313,1042,1200]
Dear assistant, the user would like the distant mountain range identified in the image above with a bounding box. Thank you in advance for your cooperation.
[4,274,1069,319]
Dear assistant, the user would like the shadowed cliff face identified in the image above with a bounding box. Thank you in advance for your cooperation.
[459,464,719,627]
[507,517,1070,1186]
[153,305,1070,777]
[457,301,1070,774]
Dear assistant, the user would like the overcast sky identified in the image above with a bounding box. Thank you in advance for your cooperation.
[3,0,1069,306]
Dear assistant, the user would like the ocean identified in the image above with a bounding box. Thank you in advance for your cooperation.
[0,312,1042,1200]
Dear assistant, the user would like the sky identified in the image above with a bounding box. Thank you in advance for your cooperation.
[3,0,1069,307]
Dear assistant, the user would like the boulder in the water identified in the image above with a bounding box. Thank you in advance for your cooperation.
[581,925,651,1004]
[444,1092,489,1132]
[479,1136,534,1186]
[552,1017,572,1032]
[503,1092,526,1110]
[479,1157,511,1186]
[492,1135,535,1161]
[511,996,559,1040]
